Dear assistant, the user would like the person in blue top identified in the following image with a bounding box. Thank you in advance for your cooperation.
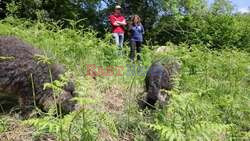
[129,15,144,62]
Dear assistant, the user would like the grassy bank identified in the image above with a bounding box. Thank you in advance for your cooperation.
[0,17,249,141]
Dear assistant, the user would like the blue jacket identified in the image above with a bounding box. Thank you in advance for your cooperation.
[130,24,144,42]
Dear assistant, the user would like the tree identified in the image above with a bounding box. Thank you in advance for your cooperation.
[149,0,209,44]
[0,0,11,19]
[211,0,233,15]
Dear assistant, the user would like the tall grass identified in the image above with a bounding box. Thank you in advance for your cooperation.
[0,17,249,140]
[147,44,250,140]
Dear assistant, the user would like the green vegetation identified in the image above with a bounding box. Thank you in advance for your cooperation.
[2,0,250,47]
[0,17,249,140]
[0,0,250,140]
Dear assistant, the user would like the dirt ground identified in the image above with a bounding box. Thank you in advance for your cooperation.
[0,116,56,141]
[0,77,144,141]
[102,85,125,114]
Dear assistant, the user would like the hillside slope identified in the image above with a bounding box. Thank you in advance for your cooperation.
[0,17,249,141]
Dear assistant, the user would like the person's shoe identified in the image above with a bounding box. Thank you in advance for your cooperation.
[137,59,143,65]
[137,55,142,61]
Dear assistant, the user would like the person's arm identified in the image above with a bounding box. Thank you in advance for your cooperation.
[113,22,120,26]
[141,24,145,34]
[109,16,120,26]
[117,19,127,26]
[128,23,133,31]
[127,23,133,36]
[116,16,127,26]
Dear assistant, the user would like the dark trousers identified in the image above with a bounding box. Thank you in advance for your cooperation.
[130,40,142,61]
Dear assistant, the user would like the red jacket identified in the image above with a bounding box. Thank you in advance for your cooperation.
[109,13,126,33]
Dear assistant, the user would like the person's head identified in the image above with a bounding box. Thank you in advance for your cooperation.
[114,5,122,14]
[131,15,141,25]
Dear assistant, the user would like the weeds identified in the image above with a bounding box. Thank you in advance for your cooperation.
[0,18,249,141]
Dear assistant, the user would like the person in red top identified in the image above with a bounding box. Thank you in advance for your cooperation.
[109,5,127,54]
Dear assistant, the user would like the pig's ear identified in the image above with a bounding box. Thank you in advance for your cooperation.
[49,64,65,80]
[64,81,75,95]
[41,95,55,112]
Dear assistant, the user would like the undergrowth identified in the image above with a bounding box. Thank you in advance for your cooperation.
[0,17,249,140]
